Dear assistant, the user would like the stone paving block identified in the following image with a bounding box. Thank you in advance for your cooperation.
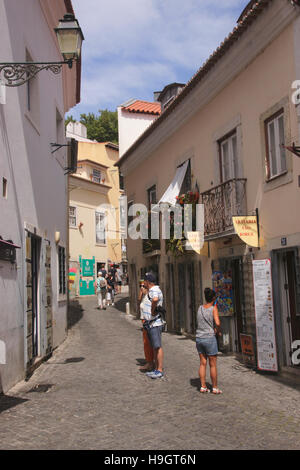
[0,294,300,450]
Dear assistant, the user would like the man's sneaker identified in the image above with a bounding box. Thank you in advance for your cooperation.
[146,370,163,379]
[145,370,155,376]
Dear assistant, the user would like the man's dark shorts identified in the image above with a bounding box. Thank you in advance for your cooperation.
[147,325,163,349]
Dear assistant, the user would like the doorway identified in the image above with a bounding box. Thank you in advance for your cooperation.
[177,262,196,334]
[213,257,244,352]
[276,250,300,367]
[31,234,41,359]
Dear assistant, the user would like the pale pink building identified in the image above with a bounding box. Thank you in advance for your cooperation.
[117,0,300,373]
[0,0,82,392]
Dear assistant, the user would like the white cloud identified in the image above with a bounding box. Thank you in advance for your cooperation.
[70,0,249,116]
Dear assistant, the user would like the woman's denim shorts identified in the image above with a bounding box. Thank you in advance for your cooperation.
[196,336,218,356]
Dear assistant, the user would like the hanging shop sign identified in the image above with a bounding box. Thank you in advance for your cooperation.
[232,215,259,247]
[82,258,94,277]
[252,259,278,372]
[186,231,204,254]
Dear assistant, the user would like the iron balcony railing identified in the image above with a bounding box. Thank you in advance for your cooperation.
[201,178,247,239]
[142,238,161,254]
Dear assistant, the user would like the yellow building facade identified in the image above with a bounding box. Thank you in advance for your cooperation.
[68,125,123,297]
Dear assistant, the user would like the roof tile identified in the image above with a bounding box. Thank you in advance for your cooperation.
[123,100,161,116]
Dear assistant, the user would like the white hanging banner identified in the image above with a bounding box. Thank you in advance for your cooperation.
[252,259,278,372]
[157,160,189,207]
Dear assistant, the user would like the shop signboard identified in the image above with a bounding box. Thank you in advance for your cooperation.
[240,334,256,367]
[252,259,278,371]
[79,256,95,296]
[232,216,259,247]
[82,258,94,277]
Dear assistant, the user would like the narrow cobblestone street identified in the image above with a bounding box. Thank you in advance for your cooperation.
[0,294,300,450]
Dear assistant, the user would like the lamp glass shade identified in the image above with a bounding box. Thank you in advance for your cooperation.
[55,16,84,61]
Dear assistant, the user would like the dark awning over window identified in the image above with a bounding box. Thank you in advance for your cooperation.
[0,238,21,249]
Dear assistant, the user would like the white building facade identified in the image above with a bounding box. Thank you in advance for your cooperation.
[0,0,81,392]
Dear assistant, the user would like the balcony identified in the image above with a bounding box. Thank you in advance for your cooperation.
[201,178,247,240]
[142,238,161,256]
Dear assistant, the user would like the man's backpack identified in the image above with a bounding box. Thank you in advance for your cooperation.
[147,294,166,321]
[99,277,106,289]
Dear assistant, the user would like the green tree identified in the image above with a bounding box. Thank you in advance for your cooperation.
[65,114,76,127]
[79,109,118,143]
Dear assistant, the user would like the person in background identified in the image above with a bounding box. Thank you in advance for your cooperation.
[141,273,164,380]
[99,263,107,279]
[109,264,117,294]
[95,271,107,310]
[138,280,154,371]
[106,274,115,307]
[115,265,122,294]
[196,287,222,394]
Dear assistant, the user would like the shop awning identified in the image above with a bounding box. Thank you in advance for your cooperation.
[153,160,189,210]
[0,238,20,249]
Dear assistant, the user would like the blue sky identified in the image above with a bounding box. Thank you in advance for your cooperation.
[68,0,250,119]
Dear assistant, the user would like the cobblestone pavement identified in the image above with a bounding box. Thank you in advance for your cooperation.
[0,294,300,450]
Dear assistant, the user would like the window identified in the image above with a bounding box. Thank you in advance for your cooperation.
[147,185,157,209]
[92,169,102,183]
[69,206,77,227]
[219,132,238,182]
[119,196,126,232]
[25,49,39,124]
[58,246,66,295]
[128,200,134,227]
[265,110,286,179]
[2,178,7,199]
[119,172,124,190]
[95,212,106,244]
[180,159,191,194]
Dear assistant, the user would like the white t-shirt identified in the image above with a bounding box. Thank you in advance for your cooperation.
[141,285,164,327]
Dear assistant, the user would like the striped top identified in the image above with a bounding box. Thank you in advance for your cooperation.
[140,286,163,328]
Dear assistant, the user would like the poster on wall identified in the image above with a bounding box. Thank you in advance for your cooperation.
[212,270,234,316]
[82,259,94,277]
[252,259,278,372]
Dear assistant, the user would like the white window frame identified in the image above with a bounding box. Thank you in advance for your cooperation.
[265,111,287,180]
[58,245,66,296]
[95,211,106,245]
[69,206,77,228]
[219,132,237,183]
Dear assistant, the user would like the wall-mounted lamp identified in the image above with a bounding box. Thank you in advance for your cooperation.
[0,14,84,87]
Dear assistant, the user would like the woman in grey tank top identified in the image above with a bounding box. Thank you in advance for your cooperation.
[196,288,222,394]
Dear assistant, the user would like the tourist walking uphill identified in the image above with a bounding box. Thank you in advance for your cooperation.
[95,272,107,310]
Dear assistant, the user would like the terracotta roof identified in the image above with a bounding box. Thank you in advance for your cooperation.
[123,100,161,116]
[116,0,273,168]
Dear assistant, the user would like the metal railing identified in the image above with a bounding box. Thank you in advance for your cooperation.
[201,178,247,238]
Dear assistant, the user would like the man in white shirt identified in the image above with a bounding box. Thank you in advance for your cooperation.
[142,273,164,379]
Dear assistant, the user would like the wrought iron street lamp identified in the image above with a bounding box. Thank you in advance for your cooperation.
[0,14,84,87]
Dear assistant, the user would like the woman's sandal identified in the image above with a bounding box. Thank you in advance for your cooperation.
[200,386,210,393]
[212,388,223,394]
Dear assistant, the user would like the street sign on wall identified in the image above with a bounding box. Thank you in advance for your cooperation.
[79,256,95,296]
[252,259,278,372]
[82,258,94,277]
